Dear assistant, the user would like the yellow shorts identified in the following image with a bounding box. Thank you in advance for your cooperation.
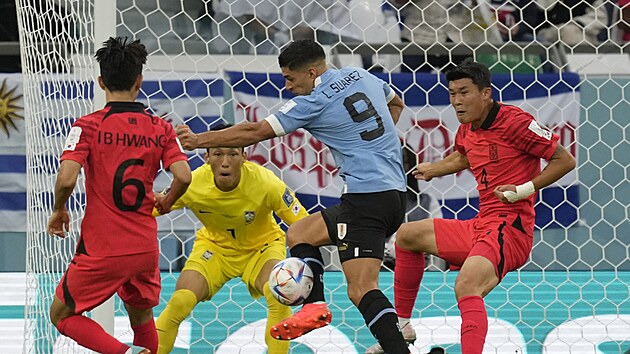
[183,236,286,300]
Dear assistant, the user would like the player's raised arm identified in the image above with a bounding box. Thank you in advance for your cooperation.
[496,144,576,203]
[533,144,576,189]
[412,150,470,182]
[176,120,277,151]
[47,160,82,238]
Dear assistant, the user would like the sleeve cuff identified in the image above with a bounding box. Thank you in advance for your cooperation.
[265,115,287,136]
[386,87,396,103]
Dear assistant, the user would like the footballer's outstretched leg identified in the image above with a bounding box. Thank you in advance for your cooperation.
[270,302,332,340]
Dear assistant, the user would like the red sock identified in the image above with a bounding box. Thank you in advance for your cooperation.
[394,243,425,318]
[458,295,488,354]
[56,315,129,354]
[132,318,158,353]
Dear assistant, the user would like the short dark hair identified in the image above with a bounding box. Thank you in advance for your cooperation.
[278,39,326,70]
[445,58,491,91]
[95,37,147,92]
[206,123,244,153]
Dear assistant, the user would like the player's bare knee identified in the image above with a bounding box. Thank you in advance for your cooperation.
[49,308,61,327]
[346,283,377,306]
[395,222,420,250]
[453,277,474,299]
[49,307,73,327]
[125,304,153,326]
[256,259,280,292]
[286,217,315,247]
[346,287,363,306]
[287,213,330,248]
[397,219,434,253]
[453,274,491,300]
[286,225,303,248]
[49,298,73,327]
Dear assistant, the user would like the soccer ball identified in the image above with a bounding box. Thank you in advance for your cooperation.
[268,257,314,306]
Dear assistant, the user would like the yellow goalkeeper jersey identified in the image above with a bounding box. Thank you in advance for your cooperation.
[170,161,308,255]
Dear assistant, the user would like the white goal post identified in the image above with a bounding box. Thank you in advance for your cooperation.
[14,0,629,353]
[88,0,116,337]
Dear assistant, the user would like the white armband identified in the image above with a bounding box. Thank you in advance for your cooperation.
[503,181,535,203]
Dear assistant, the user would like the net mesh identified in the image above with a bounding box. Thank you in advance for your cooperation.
[15,0,629,353]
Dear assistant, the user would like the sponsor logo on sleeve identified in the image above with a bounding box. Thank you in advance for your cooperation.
[201,250,213,261]
[282,188,294,207]
[278,99,297,114]
[292,202,301,216]
[63,126,82,151]
[528,121,552,140]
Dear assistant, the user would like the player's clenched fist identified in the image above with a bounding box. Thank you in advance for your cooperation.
[176,124,199,150]
[412,162,434,181]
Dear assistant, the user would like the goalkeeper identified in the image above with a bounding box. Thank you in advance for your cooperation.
[155,123,308,354]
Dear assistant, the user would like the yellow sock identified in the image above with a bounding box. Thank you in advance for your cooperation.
[156,289,197,354]
[264,282,292,354]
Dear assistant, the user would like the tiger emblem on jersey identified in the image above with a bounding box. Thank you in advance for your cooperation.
[244,211,256,223]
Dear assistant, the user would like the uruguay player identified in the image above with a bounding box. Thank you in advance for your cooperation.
[176,39,411,354]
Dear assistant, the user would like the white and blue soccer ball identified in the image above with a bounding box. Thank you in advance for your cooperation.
[268,257,314,306]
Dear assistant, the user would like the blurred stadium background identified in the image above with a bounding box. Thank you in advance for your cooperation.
[0,0,628,353]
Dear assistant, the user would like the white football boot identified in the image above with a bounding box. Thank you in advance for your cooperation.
[364,321,417,354]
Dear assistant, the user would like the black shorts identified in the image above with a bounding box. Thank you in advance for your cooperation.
[321,190,406,263]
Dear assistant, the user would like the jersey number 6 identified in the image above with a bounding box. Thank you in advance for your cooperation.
[113,158,146,212]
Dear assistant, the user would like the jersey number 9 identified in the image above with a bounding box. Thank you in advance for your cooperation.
[343,92,385,141]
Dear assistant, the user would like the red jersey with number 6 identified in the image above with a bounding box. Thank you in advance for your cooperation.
[454,101,559,235]
[61,102,187,256]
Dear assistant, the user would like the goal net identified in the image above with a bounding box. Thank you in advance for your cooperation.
[15,0,629,353]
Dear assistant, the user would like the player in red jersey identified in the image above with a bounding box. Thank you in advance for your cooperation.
[47,37,191,354]
[367,59,576,354]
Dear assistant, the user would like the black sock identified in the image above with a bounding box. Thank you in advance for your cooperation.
[358,289,410,354]
[289,243,325,303]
